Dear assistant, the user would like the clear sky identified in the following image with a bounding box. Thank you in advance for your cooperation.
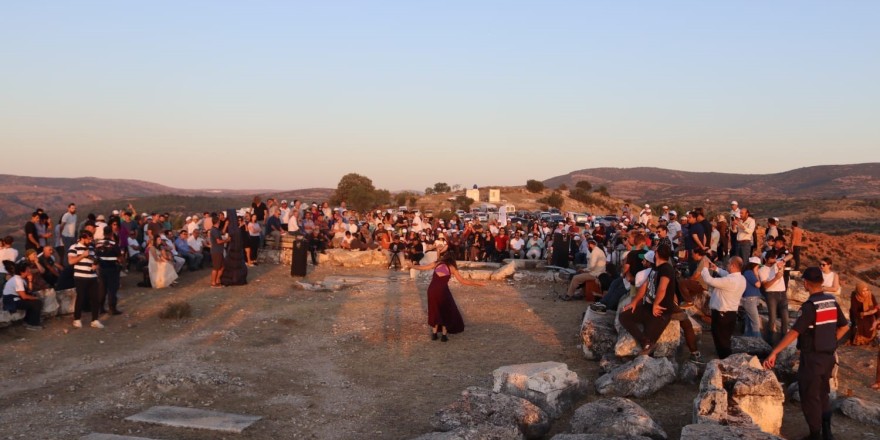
[2,1,878,191]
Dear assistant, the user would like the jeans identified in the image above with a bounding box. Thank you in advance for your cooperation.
[740,296,762,338]
[765,291,789,345]
[711,309,738,359]
[74,277,100,322]
[736,241,752,263]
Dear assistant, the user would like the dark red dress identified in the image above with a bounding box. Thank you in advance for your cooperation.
[427,264,465,333]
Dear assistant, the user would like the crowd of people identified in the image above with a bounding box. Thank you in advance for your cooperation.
[2,194,878,439]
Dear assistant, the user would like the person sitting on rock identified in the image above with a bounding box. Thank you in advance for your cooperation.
[618,244,677,356]
[2,260,44,330]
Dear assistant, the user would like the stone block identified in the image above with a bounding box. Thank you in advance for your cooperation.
[432,386,550,439]
[124,405,261,433]
[595,355,676,398]
[56,288,77,315]
[569,397,666,439]
[614,310,681,358]
[581,307,618,360]
[492,361,587,419]
[679,423,784,439]
[37,288,59,316]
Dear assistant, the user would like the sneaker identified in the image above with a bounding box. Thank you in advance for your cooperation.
[690,351,705,364]
[90,320,105,329]
[590,303,607,313]
[25,324,44,331]
[72,320,82,329]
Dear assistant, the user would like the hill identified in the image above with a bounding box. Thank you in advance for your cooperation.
[542,163,880,202]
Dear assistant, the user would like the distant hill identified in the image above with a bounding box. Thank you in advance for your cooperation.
[542,163,880,202]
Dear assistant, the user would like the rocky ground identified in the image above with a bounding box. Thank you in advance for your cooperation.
[2,260,880,439]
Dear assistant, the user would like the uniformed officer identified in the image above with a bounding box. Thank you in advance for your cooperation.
[764,266,849,440]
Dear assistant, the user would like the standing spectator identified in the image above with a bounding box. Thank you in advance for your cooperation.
[25,211,41,251]
[68,231,103,329]
[741,257,764,338]
[763,267,849,440]
[761,253,788,345]
[666,211,682,251]
[791,220,805,271]
[60,203,78,254]
[819,257,841,296]
[95,225,123,315]
[732,207,756,262]
[2,261,43,330]
[209,215,228,288]
[702,257,745,359]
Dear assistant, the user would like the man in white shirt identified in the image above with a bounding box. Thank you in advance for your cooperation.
[564,240,607,297]
[60,203,78,253]
[279,200,291,230]
[509,232,525,259]
[0,236,20,282]
[666,211,682,249]
[761,252,788,344]
[702,257,746,359]
[732,208,756,262]
[185,216,199,235]
[638,204,653,226]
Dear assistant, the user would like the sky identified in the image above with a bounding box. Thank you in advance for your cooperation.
[2,1,878,191]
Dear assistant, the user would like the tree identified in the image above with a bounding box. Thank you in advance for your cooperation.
[395,193,408,207]
[454,195,475,211]
[374,189,391,207]
[537,192,565,209]
[346,185,376,213]
[408,196,418,206]
[575,180,592,191]
[557,183,568,191]
[425,187,434,195]
[433,182,451,193]
[333,173,375,207]
[595,185,610,197]
[526,179,545,193]
[451,184,462,192]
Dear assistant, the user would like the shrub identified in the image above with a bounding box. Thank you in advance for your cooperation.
[537,192,565,209]
[575,180,592,191]
[159,301,192,319]
[526,179,545,193]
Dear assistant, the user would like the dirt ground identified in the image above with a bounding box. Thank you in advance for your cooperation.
[2,263,880,440]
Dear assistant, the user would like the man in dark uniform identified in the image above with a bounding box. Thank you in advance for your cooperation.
[763,267,849,440]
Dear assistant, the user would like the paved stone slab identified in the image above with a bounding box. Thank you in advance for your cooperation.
[124,405,261,433]
[81,434,161,440]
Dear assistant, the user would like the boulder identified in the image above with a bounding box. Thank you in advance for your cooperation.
[324,249,390,267]
[36,288,59,316]
[594,356,676,398]
[678,361,703,385]
[838,397,880,426]
[316,252,330,264]
[599,354,625,374]
[569,397,666,439]
[614,309,681,358]
[489,261,517,280]
[411,424,523,440]
[492,361,588,419]
[458,261,502,270]
[257,249,281,265]
[550,434,653,440]
[581,308,618,360]
[771,345,799,379]
[731,336,773,357]
[432,386,549,439]
[693,353,784,435]
[56,288,76,315]
[0,310,25,327]
[457,270,494,281]
[679,423,784,439]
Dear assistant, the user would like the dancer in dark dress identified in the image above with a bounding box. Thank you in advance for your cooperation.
[413,252,483,341]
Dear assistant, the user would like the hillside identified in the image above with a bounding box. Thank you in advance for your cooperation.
[543,163,880,202]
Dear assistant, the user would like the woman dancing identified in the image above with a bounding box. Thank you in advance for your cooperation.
[412,252,483,342]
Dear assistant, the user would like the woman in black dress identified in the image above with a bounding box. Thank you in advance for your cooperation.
[412,252,483,341]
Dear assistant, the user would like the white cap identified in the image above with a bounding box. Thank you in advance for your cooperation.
[669,210,677,216]
[644,250,655,264]
[645,204,650,208]
[731,200,738,205]
[662,206,668,210]
[748,257,762,265]
[281,200,288,204]
[185,216,192,221]
[112,210,120,215]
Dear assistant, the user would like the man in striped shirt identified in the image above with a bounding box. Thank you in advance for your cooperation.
[68,230,104,329]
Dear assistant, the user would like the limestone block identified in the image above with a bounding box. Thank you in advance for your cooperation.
[838,397,880,426]
[693,353,784,435]
[594,356,676,398]
[581,307,618,360]
[489,262,517,280]
[569,397,667,439]
[492,361,587,419]
[432,386,550,439]
[614,309,681,357]
[0,310,25,327]
[56,288,77,315]
[679,423,783,440]
[731,336,773,357]
[36,288,59,316]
